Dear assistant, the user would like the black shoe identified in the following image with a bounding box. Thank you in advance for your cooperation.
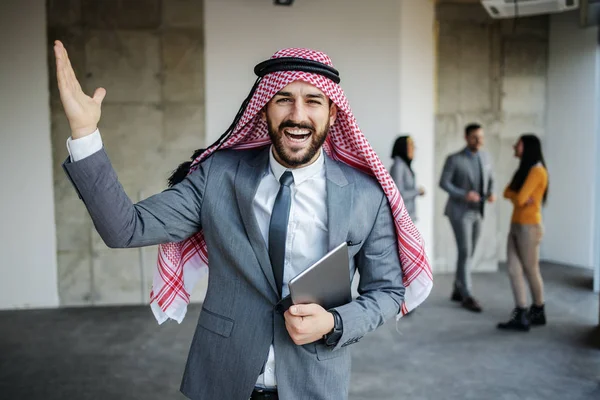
[497,307,530,332]
[529,304,546,326]
[451,283,463,302]
[461,297,482,313]
[451,289,463,302]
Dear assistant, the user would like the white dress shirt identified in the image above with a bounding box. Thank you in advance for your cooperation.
[66,129,103,162]
[67,131,329,389]
[253,145,328,389]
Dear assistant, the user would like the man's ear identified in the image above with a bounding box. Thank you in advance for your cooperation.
[260,107,267,122]
[329,102,338,126]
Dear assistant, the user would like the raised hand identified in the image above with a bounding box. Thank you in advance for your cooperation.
[54,40,106,139]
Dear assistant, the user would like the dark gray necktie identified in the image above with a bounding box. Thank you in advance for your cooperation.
[268,171,294,297]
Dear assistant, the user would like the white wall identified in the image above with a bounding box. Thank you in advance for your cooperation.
[595,35,600,293]
[204,0,436,258]
[398,0,435,260]
[204,0,399,161]
[0,0,59,309]
[543,11,599,269]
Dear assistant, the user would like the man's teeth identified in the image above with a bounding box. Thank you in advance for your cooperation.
[285,129,311,141]
[286,129,310,136]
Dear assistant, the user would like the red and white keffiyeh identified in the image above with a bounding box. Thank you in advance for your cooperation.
[150,48,433,324]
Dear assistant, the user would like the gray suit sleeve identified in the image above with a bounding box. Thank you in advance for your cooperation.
[331,193,405,350]
[390,160,401,184]
[392,162,419,201]
[439,155,467,200]
[62,148,211,248]
[487,155,495,196]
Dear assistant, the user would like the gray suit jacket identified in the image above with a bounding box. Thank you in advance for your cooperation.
[439,148,494,220]
[63,146,405,400]
[390,157,418,221]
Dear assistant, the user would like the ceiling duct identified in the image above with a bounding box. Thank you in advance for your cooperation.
[481,0,579,18]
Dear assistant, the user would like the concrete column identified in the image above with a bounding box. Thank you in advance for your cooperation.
[0,0,58,309]
[397,0,436,264]
[435,4,549,275]
[48,0,207,306]
[545,11,598,270]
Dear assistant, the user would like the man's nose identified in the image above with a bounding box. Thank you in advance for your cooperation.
[289,102,308,122]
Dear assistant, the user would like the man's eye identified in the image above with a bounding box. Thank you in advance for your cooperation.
[277,98,292,103]
[308,100,322,105]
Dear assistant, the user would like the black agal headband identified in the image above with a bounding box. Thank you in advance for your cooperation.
[254,57,340,84]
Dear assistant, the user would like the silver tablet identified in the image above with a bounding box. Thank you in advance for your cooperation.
[288,242,352,310]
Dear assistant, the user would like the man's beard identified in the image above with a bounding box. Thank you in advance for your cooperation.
[467,142,481,152]
[267,118,330,168]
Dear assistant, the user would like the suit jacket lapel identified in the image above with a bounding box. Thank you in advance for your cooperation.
[234,148,279,297]
[324,154,353,251]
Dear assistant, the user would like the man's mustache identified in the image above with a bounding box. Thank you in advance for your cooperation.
[279,121,315,131]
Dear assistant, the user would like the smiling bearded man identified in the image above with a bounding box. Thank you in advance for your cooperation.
[55,41,433,400]
[264,81,332,168]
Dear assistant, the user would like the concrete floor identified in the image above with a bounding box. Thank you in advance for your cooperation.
[1,263,599,400]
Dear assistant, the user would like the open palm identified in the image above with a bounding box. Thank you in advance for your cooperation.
[54,40,106,139]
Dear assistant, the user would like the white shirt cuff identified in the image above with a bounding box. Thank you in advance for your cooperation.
[66,129,103,162]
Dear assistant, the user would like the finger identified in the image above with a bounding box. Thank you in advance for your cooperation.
[284,310,303,324]
[61,43,73,74]
[55,45,64,86]
[284,310,302,323]
[93,87,107,105]
[55,42,70,83]
[290,304,321,317]
[55,44,70,93]
[55,42,77,92]
[62,46,79,91]
[54,41,65,74]
[54,40,64,65]
[287,318,306,336]
[284,316,303,339]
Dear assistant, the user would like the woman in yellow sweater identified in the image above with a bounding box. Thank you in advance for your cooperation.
[497,134,549,332]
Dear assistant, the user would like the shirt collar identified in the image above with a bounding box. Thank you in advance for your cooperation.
[464,147,479,157]
[268,146,325,186]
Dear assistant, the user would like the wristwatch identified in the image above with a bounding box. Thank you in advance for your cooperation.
[323,310,343,347]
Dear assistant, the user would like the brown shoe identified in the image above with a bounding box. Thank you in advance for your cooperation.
[462,297,482,313]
